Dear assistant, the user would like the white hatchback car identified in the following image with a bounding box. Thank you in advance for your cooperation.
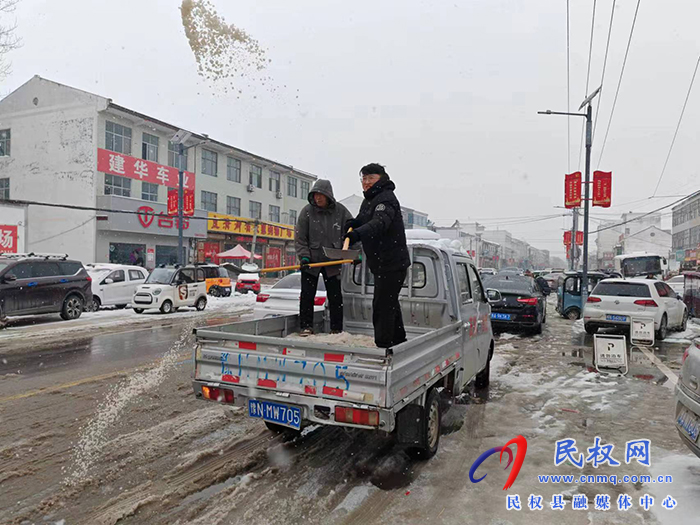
[133,266,207,314]
[583,278,688,339]
[86,263,148,310]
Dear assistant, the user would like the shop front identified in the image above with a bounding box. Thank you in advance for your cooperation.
[96,196,208,269]
[202,213,295,271]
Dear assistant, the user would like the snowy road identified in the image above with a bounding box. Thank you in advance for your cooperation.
[2,301,700,524]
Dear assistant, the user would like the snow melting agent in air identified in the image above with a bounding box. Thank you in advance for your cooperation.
[67,320,197,484]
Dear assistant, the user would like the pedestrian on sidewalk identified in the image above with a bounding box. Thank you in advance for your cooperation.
[295,179,354,336]
[344,163,410,348]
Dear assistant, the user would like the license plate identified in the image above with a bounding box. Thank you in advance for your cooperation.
[491,313,512,320]
[677,408,700,442]
[606,314,628,322]
[249,399,301,430]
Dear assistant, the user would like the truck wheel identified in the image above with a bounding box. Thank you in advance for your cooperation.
[475,358,490,389]
[195,297,207,311]
[60,294,84,321]
[160,300,173,314]
[566,308,580,320]
[407,389,441,460]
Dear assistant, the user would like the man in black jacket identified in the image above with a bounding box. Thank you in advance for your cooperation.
[345,163,411,348]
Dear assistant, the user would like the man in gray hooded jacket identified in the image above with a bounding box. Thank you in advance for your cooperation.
[295,179,354,335]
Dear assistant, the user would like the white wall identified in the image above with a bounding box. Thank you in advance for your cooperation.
[625,229,671,257]
[0,77,107,262]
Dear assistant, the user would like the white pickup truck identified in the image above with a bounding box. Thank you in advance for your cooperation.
[192,231,496,458]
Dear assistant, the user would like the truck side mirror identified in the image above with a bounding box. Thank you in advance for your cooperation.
[486,289,502,302]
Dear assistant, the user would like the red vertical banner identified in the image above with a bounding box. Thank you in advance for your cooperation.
[575,231,584,245]
[167,189,178,215]
[564,172,582,208]
[564,231,572,246]
[592,171,612,207]
[0,225,18,253]
[183,189,195,216]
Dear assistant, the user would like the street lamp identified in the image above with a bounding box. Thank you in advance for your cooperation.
[539,86,601,306]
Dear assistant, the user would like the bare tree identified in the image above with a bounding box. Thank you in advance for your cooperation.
[0,0,20,80]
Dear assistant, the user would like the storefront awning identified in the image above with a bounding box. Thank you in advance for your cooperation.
[217,244,262,260]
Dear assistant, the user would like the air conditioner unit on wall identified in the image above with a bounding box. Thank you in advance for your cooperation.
[247,184,255,192]
[276,191,282,199]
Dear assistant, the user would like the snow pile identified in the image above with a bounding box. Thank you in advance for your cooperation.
[286,331,376,347]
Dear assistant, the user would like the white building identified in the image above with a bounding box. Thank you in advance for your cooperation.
[595,220,622,269]
[338,194,431,229]
[621,226,672,260]
[0,76,317,267]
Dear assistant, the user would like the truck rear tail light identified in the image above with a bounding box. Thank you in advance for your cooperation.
[334,406,379,426]
[202,386,234,403]
[634,299,658,307]
[516,297,538,305]
[314,296,327,306]
[256,293,270,303]
[586,296,601,303]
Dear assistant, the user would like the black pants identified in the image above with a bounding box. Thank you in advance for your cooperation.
[300,268,343,332]
[373,269,407,348]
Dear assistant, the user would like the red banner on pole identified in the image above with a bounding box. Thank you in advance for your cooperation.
[592,171,612,207]
[575,231,584,245]
[564,172,582,208]
[564,231,572,246]
[183,189,195,216]
[167,188,178,215]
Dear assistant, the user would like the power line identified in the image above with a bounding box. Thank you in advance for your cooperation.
[577,0,598,170]
[652,54,700,196]
[596,0,641,168]
[592,0,616,142]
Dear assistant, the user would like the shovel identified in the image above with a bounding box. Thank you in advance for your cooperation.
[249,259,356,274]
[322,228,361,261]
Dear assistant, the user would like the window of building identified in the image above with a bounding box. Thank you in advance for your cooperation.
[168,141,188,171]
[142,182,158,202]
[300,180,310,198]
[249,200,262,219]
[105,174,131,197]
[201,190,217,212]
[249,165,262,188]
[0,178,8,200]
[289,209,297,226]
[142,132,159,162]
[156,245,179,266]
[109,243,146,266]
[227,196,241,216]
[269,171,280,192]
[288,176,298,198]
[202,149,218,176]
[227,156,241,182]
[105,121,132,155]
[269,205,280,223]
[0,129,10,156]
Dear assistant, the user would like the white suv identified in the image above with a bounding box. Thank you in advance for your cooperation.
[86,263,147,310]
[583,278,688,340]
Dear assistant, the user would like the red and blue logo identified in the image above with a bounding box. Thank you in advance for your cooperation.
[469,435,528,490]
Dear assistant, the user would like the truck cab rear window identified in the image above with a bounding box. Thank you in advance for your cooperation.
[353,262,426,288]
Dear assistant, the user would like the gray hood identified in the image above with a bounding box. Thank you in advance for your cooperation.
[307,179,336,208]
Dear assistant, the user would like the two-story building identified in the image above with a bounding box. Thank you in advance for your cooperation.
[0,76,317,268]
[672,191,700,269]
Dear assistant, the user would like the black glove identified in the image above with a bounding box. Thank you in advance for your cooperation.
[344,218,361,231]
[299,257,311,272]
[344,230,360,245]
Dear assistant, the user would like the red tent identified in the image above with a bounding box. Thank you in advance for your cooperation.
[216,244,262,260]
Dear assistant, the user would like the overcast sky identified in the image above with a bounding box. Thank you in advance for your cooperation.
[3,0,700,257]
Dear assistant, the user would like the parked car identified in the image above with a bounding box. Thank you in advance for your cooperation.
[667,275,685,297]
[583,278,688,339]
[479,267,497,278]
[0,253,92,322]
[676,339,700,458]
[499,267,523,276]
[133,265,207,314]
[255,272,326,317]
[542,272,563,290]
[85,263,147,310]
[236,273,261,294]
[483,274,546,334]
[198,264,232,297]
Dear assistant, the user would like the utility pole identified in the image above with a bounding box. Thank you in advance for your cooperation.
[249,219,259,266]
[570,209,578,270]
[178,143,185,266]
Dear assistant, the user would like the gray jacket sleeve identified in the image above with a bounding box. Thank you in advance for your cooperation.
[295,206,311,261]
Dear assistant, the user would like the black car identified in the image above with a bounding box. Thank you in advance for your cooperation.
[0,254,92,323]
[484,274,546,334]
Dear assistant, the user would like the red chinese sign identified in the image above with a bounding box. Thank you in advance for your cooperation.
[564,172,582,208]
[167,189,195,216]
[266,247,282,269]
[97,148,196,191]
[0,225,18,253]
[564,231,572,246]
[137,206,189,230]
[592,171,612,207]
[575,231,584,246]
